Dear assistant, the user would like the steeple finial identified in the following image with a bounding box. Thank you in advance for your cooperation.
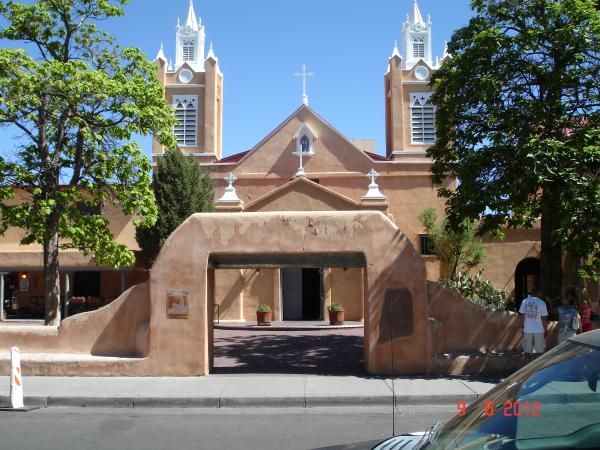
[185,0,199,31]
[154,42,167,62]
[413,0,425,27]
[206,42,218,62]
[391,40,401,59]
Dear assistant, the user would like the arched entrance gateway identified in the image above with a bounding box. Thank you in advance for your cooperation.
[149,211,430,375]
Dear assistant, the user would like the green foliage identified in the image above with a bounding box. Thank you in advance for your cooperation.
[135,149,214,266]
[418,207,483,279]
[328,303,344,311]
[443,271,508,311]
[0,0,176,262]
[429,0,600,288]
[256,304,272,313]
[0,0,176,322]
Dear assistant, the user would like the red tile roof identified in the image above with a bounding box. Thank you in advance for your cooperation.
[364,151,391,162]
[215,150,250,164]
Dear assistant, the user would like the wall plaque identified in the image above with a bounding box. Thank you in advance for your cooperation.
[167,289,189,319]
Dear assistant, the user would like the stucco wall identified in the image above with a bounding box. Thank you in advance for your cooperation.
[241,269,279,321]
[0,282,150,375]
[326,268,363,321]
[427,281,558,355]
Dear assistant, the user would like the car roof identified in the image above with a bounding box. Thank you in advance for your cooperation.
[568,329,600,349]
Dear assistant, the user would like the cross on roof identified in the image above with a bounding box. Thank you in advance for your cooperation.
[294,64,315,106]
[225,172,237,187]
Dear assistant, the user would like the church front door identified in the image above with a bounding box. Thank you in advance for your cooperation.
[281,268,323,320]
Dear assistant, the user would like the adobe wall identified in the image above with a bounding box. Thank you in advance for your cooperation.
[0,283,150,375]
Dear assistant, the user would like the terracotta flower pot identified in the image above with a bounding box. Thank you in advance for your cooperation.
[256,311,272,326]
[328,309,344,325]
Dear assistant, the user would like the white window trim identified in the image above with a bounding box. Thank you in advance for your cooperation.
[173,94,198,147]
[409,92,436,145]
[293,123,317,155]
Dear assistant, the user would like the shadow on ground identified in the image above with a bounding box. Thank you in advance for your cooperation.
[212,331,365,375]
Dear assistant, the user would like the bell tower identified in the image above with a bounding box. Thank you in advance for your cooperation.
[385,0,442,159]
[152,0,224,164]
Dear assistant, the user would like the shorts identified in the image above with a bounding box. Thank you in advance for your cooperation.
[523,332,545,354]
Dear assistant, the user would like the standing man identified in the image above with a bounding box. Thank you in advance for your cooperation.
[519,288,548,363]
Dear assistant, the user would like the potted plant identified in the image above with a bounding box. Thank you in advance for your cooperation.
[328,303,345,325]
[256,304,272,326]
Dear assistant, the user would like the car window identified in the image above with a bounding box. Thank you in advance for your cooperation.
[515,345,600,446]
[429,342,600,449]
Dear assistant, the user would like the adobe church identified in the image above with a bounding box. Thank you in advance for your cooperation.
[150,0,555,322]
[2,0,591,377]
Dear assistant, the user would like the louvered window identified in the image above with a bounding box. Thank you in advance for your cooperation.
[173,96,197,146]
[182,40,195,62]
[410,93,436,144]
[413,37,425,58]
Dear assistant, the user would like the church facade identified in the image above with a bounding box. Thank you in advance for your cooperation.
[150,0,570,323]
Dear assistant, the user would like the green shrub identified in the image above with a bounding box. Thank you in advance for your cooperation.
[256,304,272,313]
[329,303,344,311]
[442,271,508,311]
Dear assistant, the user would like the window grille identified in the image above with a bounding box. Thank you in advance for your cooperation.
[413,37,425,58]
[173,97,197,146]
[410,93,436,144]
[420,235,436,256]
[182,41,195,61]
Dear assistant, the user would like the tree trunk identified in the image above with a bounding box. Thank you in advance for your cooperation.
[540,192,562,307]
[44,231,61,326]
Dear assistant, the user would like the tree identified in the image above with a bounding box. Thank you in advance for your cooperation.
[0,0,177,325]
[430,0,600,303]
[418,207,483,279]
[136,149,214,267]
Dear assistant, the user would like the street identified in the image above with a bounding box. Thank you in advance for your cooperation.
[0,406,456,450]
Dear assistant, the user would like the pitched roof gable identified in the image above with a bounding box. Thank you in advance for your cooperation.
[244,177,360,212]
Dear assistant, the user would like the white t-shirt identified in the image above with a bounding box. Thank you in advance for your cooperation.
[519,295,548,333]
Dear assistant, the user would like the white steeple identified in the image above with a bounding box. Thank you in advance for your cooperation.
[185,0,199,31]
[412,0,426,29]
[403,0,433,69]
[175,0,206,72]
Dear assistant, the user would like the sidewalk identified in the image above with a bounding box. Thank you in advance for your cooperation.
[0,375,498,409]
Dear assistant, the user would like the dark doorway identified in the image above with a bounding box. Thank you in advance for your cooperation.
[302,268,322,320]
[73,271,101,297]
[281,268,323,320]
[515,258,540,310]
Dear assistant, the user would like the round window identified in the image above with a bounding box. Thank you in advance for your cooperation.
[179,69,193,84]
[415,66,430,81]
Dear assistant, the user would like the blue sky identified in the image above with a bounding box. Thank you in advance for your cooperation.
[2,0,474,159]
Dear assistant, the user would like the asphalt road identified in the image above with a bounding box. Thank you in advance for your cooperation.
[0,406,456,450]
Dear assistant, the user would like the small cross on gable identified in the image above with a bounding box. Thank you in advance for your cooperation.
[368,169,379,185]
[225,172,237,187]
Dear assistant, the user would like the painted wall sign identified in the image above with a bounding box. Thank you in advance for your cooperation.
[167,289,189,319]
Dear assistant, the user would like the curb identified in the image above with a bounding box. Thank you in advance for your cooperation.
[0,394,471,409]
